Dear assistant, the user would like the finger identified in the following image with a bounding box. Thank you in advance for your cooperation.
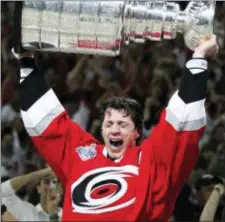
[55,193,61,204]
[45,188,52,202]
[197,36,209,47]
[211,34,217,44]
[42,188,48,206]
[199,35,210,43]
[212,34,217,41]
[205,35,211,41]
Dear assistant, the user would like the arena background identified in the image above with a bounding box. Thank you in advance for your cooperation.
[1,1,225,221]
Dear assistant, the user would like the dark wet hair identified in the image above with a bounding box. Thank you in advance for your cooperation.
[100,97,143,145]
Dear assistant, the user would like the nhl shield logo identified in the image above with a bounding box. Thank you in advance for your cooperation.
[76,143,97,161]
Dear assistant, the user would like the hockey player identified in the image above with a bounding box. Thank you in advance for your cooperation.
[18,35,218,221]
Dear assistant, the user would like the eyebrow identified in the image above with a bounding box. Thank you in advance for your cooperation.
[105,120,129,125]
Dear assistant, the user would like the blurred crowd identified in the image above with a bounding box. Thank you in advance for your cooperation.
[1,1,225,221]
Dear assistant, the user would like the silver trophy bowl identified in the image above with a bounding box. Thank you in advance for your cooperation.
[15,0,216,56]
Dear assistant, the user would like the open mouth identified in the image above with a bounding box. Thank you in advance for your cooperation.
[109,140,124,151]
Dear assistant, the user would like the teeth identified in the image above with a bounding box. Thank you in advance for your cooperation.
[111,145,122,150]
[111,145,118,150]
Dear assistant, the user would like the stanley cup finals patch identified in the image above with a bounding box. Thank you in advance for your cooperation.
[76,143,97,161]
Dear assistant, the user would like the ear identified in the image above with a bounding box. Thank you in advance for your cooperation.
[134,130,140,140]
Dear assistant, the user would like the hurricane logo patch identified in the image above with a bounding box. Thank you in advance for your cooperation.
[71,165,139,214]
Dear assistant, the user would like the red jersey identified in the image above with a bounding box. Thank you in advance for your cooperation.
[21,90,205,221]
[20,58,207,221]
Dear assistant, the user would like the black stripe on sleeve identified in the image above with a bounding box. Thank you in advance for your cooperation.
[178,66,208,104]
[20,58,49,111]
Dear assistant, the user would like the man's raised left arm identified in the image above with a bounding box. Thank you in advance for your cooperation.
[143,34,219,221]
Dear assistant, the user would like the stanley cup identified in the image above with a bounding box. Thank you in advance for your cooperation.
[15,0,216,56]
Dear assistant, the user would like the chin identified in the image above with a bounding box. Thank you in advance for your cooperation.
[107,147,126,160]
[109,152,122,160]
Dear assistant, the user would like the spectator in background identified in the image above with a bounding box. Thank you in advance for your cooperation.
[1,204,18,222]
[200,183,225,221]
[1,168,63,221]
[195,174,225,221]
[1,87,21,124]
[207,142,225,178]
[1,58,19,106]
[1,126,25,178]
[173,184,199,221]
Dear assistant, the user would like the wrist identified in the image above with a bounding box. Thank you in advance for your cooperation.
[32,168,50,179]
[192,50,206,58]
[214,184,225,196]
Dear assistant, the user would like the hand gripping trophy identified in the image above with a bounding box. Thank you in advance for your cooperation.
[13,0,216,56]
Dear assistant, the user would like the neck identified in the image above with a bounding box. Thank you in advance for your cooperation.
[107,153,117,161]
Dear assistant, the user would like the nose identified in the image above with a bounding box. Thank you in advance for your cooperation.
[110,124,120,134]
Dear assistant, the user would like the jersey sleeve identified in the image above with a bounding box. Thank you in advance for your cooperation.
[19,58,97,184]
[141,58,208,221]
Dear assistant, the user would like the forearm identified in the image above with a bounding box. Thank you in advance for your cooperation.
[20,58,49,111]
[200,185,224,222]
[10,168,51,191]
[178,58,208,104]
[18,53,96,185]
[2,211,17,222]
[178,34,219,104]
[66,55,88,91]
[19,56,66,138]
[88,61,110,87]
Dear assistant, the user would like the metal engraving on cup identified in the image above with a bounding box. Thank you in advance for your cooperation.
[76,2,99,53]
[123,2,133,45]
[41,1,61,50]
[183,1,216,50]
[76,1,124,56]
[129,2,148,43]
[163,2,179,40]
[147,1,165,41]
[21,1,42,49]
[20,0,216,56]
[60,1,80,52]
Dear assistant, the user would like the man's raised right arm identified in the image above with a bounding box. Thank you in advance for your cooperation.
[19,52,97,184]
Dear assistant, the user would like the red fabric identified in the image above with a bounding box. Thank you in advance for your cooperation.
[31,110,203,221]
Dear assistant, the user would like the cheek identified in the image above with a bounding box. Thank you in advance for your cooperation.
[101,128,108,139]
[122,130,134,141]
